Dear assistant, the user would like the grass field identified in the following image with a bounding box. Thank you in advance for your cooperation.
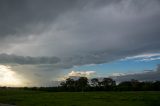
[0,90,160,106]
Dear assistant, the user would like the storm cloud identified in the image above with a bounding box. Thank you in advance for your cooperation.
[112,64,160,82]
[0,0,160,86]
[1,0,160,62]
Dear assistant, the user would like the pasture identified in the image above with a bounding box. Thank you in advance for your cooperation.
[0,90,160,106]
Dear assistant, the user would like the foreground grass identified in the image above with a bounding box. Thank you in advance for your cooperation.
[0,90,160,106]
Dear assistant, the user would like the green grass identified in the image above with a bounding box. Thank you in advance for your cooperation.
[0,90,160,106]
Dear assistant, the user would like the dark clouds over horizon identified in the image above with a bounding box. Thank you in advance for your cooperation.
[0,0,160,86]
[112,64,160,82]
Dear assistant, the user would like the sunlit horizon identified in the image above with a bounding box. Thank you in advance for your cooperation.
[0,65,23,87]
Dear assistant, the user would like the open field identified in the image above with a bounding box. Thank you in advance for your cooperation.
[0,90,160,106]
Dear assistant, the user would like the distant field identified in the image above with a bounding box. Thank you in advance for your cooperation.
[0,90,160,106]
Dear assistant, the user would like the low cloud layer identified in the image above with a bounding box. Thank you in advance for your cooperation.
[0,54,60,65]
[111,65,160,82]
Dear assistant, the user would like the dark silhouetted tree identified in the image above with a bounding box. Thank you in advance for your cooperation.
[130,79,140,91]
[153,81,160,91]
[118,81,132,91]
[76,77,89,92]
[101,78,116,91]
[65,78,75,91]
[91,78,99,87]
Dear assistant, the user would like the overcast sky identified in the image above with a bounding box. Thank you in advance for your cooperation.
[0,0,160,86]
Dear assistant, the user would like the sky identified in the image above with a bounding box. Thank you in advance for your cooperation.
[0,0,160,87]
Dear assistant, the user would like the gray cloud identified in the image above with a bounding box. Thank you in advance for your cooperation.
[112,65,160,82]
[1,0,160,56]
[0,0,78,37]
[4,0,159,64]
[10,64,64,86]
[0,54,60,65]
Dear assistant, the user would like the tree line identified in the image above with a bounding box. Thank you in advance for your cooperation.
[3,77,159,92]
[58,77,160,92]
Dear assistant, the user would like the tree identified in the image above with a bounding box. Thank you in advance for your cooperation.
[76,77,89,92]
[130,79,140,91]
[118,81,132,91]
[102,78,115,86]
[65,78,75,90]
[101,78,116,91]
[60,82,66,88]
[141,81,153,91]
[91,78,99,87]
[153,81,160,91]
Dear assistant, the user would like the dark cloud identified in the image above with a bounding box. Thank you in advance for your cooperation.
[1,0,160,61]
[0,0,117,38]
[0,0,78,37]
[0,54,60,64]
[112,65,160,82]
